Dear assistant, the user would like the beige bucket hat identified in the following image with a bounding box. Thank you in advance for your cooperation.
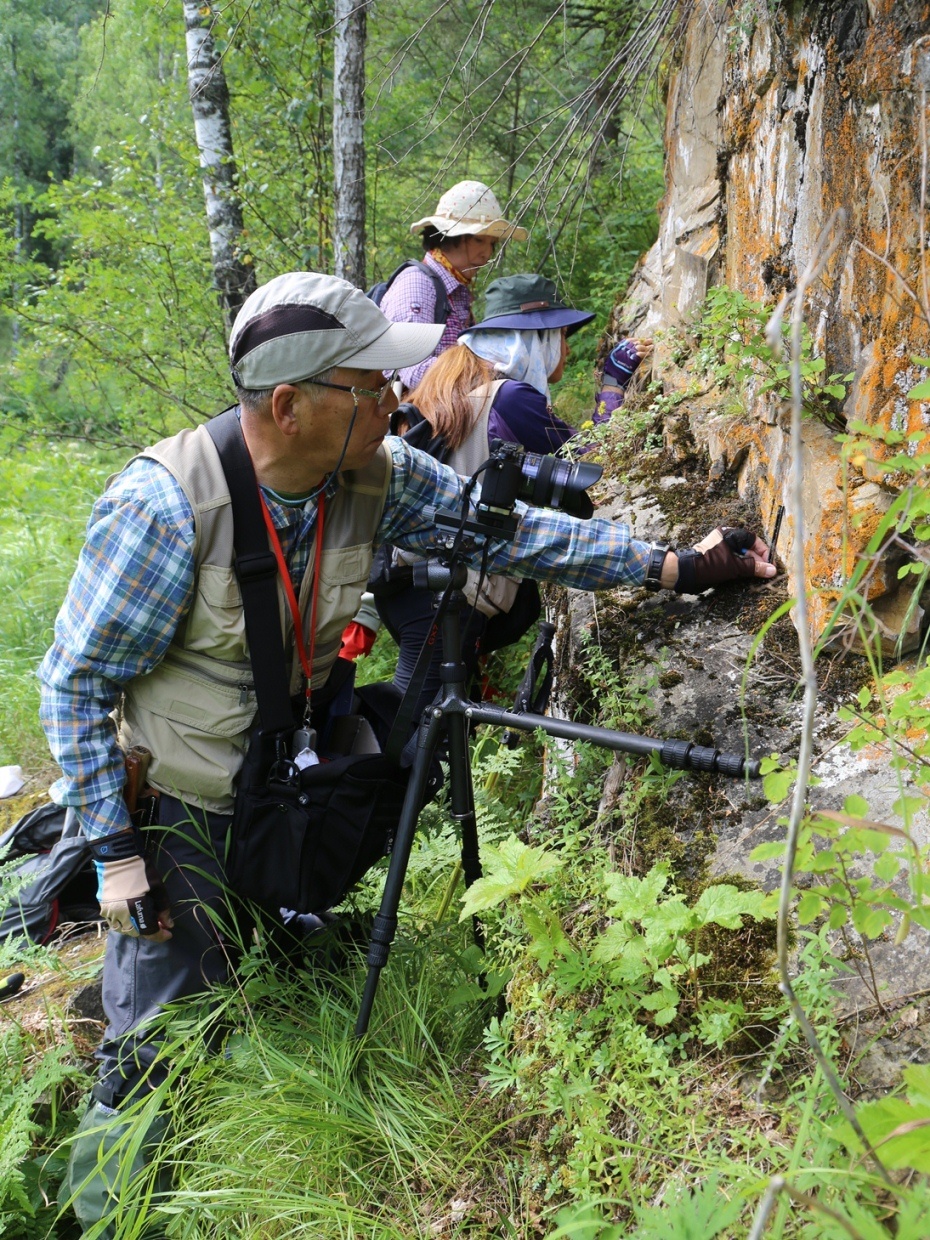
[409,180,528,241]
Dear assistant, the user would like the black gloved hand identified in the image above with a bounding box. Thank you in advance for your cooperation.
[675,526,772,593]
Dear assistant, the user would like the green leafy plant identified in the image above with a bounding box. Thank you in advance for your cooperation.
[692,285,854,426]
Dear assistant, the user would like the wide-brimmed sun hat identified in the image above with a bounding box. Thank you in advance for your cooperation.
[471,273,595,335]
[229,272,444,389]
[409,180,528,241]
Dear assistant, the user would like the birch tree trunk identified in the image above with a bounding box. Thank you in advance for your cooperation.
[332,0,368,289]
[182,0,255,329]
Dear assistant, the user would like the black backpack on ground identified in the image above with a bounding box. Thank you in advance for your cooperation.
[0,803,99,944]
[367,260,451,325]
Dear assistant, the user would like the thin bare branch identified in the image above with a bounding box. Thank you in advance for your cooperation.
[768,209,894,1186]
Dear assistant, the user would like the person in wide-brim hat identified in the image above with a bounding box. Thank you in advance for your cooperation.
[378,180,528,393]
[376,273,596,715]
[408,179,528,241]
[465,271,652,420]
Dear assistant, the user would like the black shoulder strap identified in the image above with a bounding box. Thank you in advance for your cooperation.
[205,409,294,735]
[385,259,451,325]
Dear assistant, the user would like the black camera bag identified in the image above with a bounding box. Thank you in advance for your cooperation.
[228,730,410,915]
[206,410,420,915]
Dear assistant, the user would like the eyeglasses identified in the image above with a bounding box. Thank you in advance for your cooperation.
[304,371,398,405]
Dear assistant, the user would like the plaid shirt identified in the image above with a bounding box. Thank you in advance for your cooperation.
[38,436,651,841]
[379,253,472,391]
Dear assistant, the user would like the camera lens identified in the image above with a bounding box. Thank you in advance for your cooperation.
[518,453,602,518]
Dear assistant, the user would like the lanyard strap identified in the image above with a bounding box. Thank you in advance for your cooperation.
[258,491,325,711]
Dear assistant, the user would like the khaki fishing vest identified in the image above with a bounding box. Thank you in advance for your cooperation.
[117,423,391,812]
[396,380,520,617]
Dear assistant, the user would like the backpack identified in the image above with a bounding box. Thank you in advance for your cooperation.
[0,802,98,944]
[389,402,451,463]
[367,260,451,325]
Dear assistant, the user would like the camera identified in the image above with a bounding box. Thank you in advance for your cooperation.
[477,439,602,520]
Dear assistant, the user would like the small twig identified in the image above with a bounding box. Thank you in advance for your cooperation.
[748,1176,872,1240]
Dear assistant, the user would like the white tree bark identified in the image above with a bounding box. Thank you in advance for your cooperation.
[182,1,255,328]
[333,0,368,289]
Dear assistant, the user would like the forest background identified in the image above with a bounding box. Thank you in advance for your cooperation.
[2,1,929,1239]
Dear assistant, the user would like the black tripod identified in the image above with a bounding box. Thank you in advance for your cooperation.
[354,565,761,1038]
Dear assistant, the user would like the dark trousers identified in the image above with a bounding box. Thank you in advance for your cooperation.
[376,586,487,720]
[94,793,240,1107]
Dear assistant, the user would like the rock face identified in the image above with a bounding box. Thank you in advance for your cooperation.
[612,0,930,645]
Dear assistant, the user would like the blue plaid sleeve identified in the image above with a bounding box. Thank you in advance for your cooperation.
[378,438,651,588]
[38,458,197,840]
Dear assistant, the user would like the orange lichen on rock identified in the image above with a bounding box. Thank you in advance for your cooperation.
[613,1,930,645]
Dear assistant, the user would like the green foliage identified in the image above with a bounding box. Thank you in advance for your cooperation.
[459,836,565,917]
[0,431,120,768]
[837,1065,930,1174]
[691,286,854,426]
[0,0,664,443]
[0,1022,88,1233]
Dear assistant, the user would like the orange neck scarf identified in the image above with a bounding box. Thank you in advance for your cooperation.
[429,248,472,286]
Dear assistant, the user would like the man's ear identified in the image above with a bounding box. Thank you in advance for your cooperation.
[271,383,301,435]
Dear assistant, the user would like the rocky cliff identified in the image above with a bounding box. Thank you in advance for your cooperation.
[613,0,930,648]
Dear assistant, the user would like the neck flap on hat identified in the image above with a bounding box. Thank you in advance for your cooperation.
[458,327,562,398]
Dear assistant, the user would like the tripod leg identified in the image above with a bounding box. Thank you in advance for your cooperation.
[355,709,443,1039]
[444,704,484,950]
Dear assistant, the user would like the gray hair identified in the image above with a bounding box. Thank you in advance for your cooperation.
[235,367,336,415]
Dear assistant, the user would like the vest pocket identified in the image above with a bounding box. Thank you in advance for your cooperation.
[186,564,249,660]
[121,656,257,810]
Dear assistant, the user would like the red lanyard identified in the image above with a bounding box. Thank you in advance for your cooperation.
[258,491,325,713]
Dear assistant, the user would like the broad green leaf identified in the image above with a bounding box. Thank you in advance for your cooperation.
[850,1097,930,1171]
[458,837,563,918]
[851,903,892,938]
[591,924,636,963]
[828,903,848,929]
[749,839,787,861]
[763,766,794,803]
[872,851,901,882]
[797,891,825,923]
[903,1065,930,1109]
[844,793,870,817]
[907,378,930,399]
[604,865,669,916]
[640,900,692,940]
[693,884,769,929]
[523,905,569,970]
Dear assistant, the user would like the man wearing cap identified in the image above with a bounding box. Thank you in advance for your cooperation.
[40,271,774,1233]
[379,179,527,392]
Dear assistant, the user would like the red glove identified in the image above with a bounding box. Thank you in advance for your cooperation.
[339,622,378,661]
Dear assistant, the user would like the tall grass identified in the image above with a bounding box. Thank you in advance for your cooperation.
[59,926,535,1239]
[0,431,121,774]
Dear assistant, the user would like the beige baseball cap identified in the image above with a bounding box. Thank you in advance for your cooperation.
[229,271,444,389]
[410,180,528,241]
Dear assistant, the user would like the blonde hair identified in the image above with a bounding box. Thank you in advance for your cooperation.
[406,345,497,451]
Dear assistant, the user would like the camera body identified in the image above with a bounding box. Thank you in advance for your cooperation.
[477,439,602,521]
[434,439,603,543]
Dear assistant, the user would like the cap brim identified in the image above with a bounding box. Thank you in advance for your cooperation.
[339,320,445,370]
[409,215,528,242]
[471,308,595,334]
